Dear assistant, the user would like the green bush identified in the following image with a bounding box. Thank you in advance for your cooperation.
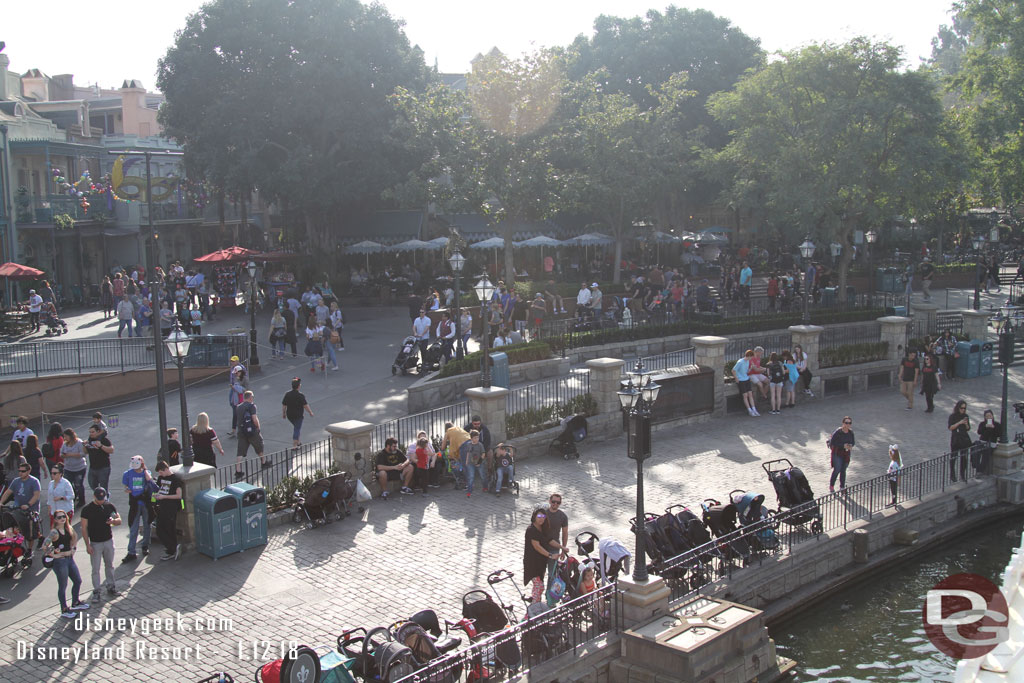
[819,341,889,368]
[265,462,341,512]
[505,393,598,439]
[434,340,552,379]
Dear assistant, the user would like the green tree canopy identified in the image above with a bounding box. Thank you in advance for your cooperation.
[157,0,431,249]
[709,39,961,293]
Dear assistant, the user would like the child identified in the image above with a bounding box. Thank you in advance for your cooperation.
[91,412,107,434]
[413,437,432,494]
[781,350,798,408]
[166,429,182,467]
[578,565,597,595]
[887,445,902,506]
[767,352,785,415]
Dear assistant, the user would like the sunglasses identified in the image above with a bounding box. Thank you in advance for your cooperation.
[51,470,60,474]
[549,499,561,505]
[536,513,547,519]
[18,468,29,472]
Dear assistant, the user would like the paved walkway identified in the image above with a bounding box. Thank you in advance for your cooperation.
[0,351,1018,680]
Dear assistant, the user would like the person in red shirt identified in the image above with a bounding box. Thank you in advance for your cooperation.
[766,274,780,312]
[413,437,433,494]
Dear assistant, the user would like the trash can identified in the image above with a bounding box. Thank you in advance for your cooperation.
[846,285,856,306]
[876,267,901,293]
[821,287,837,307]
[886,305,907,317]
[978,341,994,377]
[955,341,981,379]
[193,489,241,560]
[225,482,268,550]
[489,352,510,389]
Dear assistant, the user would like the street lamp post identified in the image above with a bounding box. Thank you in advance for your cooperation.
[165,318,194,467]
[973,236,985,311]
[618,360,660,583]
[473,276,495,388]
[799,237,816,324]
[449,251,466,360]
[866,230,877,305]
[999,313,1015,447]
[246,260,260,366]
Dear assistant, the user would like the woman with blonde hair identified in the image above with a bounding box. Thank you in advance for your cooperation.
[189,412,225,468]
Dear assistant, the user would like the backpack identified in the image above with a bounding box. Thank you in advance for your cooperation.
[239,406,257,435]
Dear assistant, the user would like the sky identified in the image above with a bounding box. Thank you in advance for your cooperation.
[2,0,957,91]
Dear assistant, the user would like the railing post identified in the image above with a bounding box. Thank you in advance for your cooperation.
[33,342,39,378]
[869,479,874,519]
[919,463,924,500]
[120,339,125,374]
[77,340,82,374]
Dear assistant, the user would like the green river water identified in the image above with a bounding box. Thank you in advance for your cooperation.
[771,513,1024,682]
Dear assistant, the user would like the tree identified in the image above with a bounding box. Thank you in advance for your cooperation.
[709,39,960,295]
[157,0,431,251]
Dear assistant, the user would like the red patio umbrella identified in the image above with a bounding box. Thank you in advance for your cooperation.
[0,262,45,280]
[193,246,260,263]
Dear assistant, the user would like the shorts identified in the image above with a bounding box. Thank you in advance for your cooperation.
[384,469,403,482]
[770,381,783,388]
[236,432,264,458]
[783,380,794,392]
[737,379,752,394]
[749,374,768,385]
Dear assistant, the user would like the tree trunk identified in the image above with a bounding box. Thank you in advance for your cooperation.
[503,221,515,284]
[240,196,248,247]
[612,198,624,284]
[837,226,854,302]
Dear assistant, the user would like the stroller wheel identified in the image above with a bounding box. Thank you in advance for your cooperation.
[291,509,303,525]
[811,519,823,535]
[391,365,397,375]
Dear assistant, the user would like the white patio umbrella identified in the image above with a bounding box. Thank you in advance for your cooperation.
[427,236,449,247]
[346,240,383,270]
[696,231,729,244]
[388,239,436,251]
[470,236,505,272]
[516,235,562,266]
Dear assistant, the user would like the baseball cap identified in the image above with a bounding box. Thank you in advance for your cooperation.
[29,289,35,294]
[230,355,240,362]
[591,282,599,287]
[93,487,108,500]
[535,292,544,298]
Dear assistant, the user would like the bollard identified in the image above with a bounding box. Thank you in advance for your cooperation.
[852,528,869,564]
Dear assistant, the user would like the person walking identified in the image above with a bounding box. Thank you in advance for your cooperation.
[920,353,941,413]
[121,455,154,563]
[304,316,325,373]
[227,362,246,438]
[436,311,456,362]
[282,304,298,358]
[268,308,287,360]
[44,510,89,619]
[828,416,855,492]
[948,400,972,482]
[282,378,314,449]
[80,487,121,601]
[412,308,432,365]
[887,445,903,507]
[458,430,487,498]
[27,289,43,332]
[189,412,225,468]
[154,461,183,561]
[919,258,935,302]
[977,409,1001,475]
[100,276,114,319]
[235,391,270,480]
[545,493,569,593]
[898,349,920,410]
[60,428,88,508]
[115,295,134,338]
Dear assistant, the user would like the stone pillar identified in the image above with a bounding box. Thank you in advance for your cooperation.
[878,316,911,361]
[912,302,938,339]
[617,575,671,627]
[789,325,824,394]
[585,358,626,416]
[466,386,509,446]
[326,420,375,484]
[993,441,1024,477]
[962,309,990,342]
[171,462,215,550]
[692,335,728,417]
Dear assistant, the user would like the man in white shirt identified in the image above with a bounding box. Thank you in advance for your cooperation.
[12,416,33,449]
[412,308,432,363]
[27,289,43,331]
[576,283,592,314]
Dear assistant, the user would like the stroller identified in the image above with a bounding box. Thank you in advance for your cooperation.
[418,338,445,374]
[549,415,586,460]
[459,575,522,677]
[521,601,570,668]
[486,444,519,496]
[729,490,780,551]
[292,472,355,529]
[392,336,421,376]
[336,628,415,683]
[0,512,27,578]
[763,459,823,534]
[41,305,68,336]
[701,499,752,565]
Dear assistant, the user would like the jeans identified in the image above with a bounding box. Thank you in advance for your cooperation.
[494,464,514,492]
[463,459,487,494]
[89,538,115,592]
[829,453,849,489]
[324,340,338,368]
[53,556,83,612]
[88,467,110,494]
[127,502,151,555]
[950,448,969,482]
[117,318,133,337]
[65,469,87,506]
[289,416,304,442]
[273,338,286,358]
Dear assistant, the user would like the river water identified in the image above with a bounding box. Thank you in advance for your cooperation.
[772,512,1024,682]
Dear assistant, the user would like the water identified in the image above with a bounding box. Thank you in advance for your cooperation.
[772,513,1024,682]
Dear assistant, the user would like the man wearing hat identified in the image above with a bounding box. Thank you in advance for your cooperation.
[79,487,122,600]
[27,289,42,332]
[919,257,935,302]
[590,283,603,313]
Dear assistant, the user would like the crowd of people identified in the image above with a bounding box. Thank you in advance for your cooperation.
[732,344,814,417]
[98,263,216,339]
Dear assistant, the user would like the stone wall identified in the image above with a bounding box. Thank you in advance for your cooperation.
[406,356,570,412]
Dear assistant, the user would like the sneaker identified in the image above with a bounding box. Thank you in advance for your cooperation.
[751,408,761,416]
[261,460,273,470]
[141,546,149,557]
[107,587,120,597]
[310,367,315,373]
[121,554,137,564]
[234,470,244,481]
[747,408,755,417]
[70,601,90,611]
[174,546,182,561]
[466,492,472,498]
[160,553,174,561]
[92,590,102,601]
[905,406,913,411]
[227,431,236,439]
[829,486,835,493]
[427,483,440,488]
[332,365,339,371]
[495,491,501,498]
[399,487,413,495]
[61,610,77,619]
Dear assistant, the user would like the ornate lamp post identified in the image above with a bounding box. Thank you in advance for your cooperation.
[799,237,816,324]
[473,276,495,388]
[165,319,194,467]
[246,260,260,366]
[972,236,985,311]
[618,360,660,582]
[866,230,878,304]
[999,312,1015,449]
[449,251,466,359]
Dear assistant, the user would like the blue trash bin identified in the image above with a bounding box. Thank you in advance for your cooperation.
[489,352,510,388]
[955,341,981,379]
[193,489,241,560]
[978,341,993,377]
[224,482,268,550]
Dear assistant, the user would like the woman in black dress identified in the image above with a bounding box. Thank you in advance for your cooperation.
[976,409,1001,476]
[947,400,972,482]
[524,508,561,605]
[920,354,941,413]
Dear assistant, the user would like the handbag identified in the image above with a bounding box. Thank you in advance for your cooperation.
[330,330,340,345]
[354,478,372,503]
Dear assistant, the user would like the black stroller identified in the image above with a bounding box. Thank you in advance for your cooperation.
[729,490,780,552]
[549,415,586,460]
[0,509,29,577]
[41,306,68,336]
[459,575,522,678]
[292,472,355,529]
[763,459,823,534]
[337,627,415,683]
[701,499,752,565]
[392,336,420,376]
[418,338,445,374]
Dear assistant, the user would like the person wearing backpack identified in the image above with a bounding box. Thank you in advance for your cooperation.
[121,455,155,563]
[234,391,271,481]
[767,352,786,415]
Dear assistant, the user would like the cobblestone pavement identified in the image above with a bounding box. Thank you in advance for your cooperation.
[0,355,1018,680]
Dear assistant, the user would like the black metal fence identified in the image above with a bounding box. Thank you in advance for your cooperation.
[0,334,248,379]
[638,347,696,373]
[935,311,965,337]
[393,583,622,683]
[819,322,882,350]
[371,401,472,454]
[655,444,987,604]
[506,372,591,416]
[212,438,333,490]
[724,332,793,360]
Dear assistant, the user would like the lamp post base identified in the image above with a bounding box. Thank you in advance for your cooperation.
[617,574,670,627]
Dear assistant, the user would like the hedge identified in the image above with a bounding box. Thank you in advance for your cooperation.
[505,393,598,439]
[265,461,342,512]
[434,340,552,379]
[819,341,889,368]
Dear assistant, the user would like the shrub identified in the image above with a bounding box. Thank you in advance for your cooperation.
[819,341,889,368]
[265,462,341,512]
[505,393,598,439]
[434,341,552,379]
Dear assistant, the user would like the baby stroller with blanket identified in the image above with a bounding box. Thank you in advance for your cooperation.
[392,336,420,376]
[549,415,586,460]
[336,628,415,683]
[701,499,752,565]
[763,458,823,534]
[292,472,355,529]
[418,338,445,374]
[41,305,68,336]
[0,510,28,578]
[729,490,780,551]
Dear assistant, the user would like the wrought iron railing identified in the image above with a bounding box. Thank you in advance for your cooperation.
[819,322,882,350]
[393,583,622,683]
[506,372,591,416]
[638,347,696,373]
[724,333,793,360]
[212,438,333,491]
[370,401,472,454]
